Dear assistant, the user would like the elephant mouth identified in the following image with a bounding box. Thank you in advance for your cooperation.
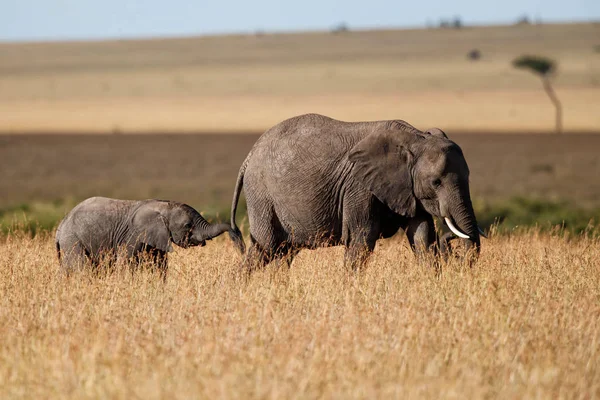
[183,239,206,248]
[187,238,206,247]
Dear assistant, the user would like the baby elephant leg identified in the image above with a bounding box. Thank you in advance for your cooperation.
[58,240,89,276]
[150,248,168,282]
[134,246,168,281]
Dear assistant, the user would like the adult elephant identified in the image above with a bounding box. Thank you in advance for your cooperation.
[230,114,483,270]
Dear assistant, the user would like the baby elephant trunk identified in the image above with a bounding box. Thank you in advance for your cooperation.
[193,221,244,251]
[197,223,232,245]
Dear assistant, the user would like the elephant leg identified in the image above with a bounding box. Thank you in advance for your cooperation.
[405,214,438,266]
[149,248,168,282]
[438,231,456,260]
[99,249,118,270]
[341,193,380,271]
[113,244,136,279]
[344,239,376,271]
[283,247,300,268]
[270,243,300,269]
[132,247,167,278]
[242,236,298,272]
[241,236,269,272]
[59,240,88,276]
[244,196,293,271]
[344,226,378,271]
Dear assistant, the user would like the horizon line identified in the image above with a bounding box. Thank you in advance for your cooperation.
[0,18,597,45]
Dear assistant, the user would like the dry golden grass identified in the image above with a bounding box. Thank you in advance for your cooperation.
[1,23,598,133]
[1,230,598,398]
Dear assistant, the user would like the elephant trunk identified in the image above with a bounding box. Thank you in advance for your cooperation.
[446,185,480,263]
[191,220,239,248]
[204,223,231,240]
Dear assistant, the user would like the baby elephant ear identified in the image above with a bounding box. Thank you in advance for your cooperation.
[424,128,448,139]
[132,209,173,252]
[348,130,416,217]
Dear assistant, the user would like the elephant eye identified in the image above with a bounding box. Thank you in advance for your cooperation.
[432,179,442,187]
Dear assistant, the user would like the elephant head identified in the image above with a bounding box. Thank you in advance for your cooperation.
[348,125,482,259]
[131,201,231,251]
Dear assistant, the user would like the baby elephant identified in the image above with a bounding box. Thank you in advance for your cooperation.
[56,196,235,277]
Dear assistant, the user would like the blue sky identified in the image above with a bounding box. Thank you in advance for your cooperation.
[1,0,599,42]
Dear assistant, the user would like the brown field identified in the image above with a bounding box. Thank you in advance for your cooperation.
[0,229,598,398]
[2,132,600,216]
[1,23,599,133]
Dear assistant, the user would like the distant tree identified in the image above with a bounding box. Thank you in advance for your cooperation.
[513,55,562,134]
[331,22,349,34]
[515,15,530,25]
[467,49,481,61]
[439,16,462,29]
[452,16,462,29]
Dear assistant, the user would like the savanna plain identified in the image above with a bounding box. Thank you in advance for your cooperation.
[1,22,600,399]
[0,23,599,132]
[1,133,600,398]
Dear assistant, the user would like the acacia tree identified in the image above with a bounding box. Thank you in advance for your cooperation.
[513,55,562,134]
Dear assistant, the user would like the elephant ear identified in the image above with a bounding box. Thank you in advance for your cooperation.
[131,207,173,252]
[425,128,448,139]
[348,130,416,217]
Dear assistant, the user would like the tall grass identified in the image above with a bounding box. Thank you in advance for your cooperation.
[2,196,598,237]
[0,229,598,398]
[0,198,246,236]
[0,199,76,235]
[475,197,600,236]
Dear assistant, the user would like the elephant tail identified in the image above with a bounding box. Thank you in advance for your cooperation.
[55,221,63,263]
[228,226,245,256]
[230,155,249,255]
[56,239,61,262]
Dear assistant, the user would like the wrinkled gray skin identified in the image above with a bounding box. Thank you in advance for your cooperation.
[230,114,481,270]
[56,197,233,277]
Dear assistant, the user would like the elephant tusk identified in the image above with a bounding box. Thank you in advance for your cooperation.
[444,217,470,239]
[478,226,488,238]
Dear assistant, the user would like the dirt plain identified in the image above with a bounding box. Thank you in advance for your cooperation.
[1,132,600,213]
[0,23,598,133]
